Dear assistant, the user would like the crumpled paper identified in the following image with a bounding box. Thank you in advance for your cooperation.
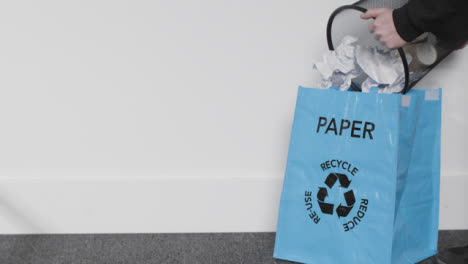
[360,74,406,94]
[356,45,409,93]
[314,36,362,91]
[314,35,409,93]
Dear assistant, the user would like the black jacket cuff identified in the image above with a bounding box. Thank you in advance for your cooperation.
[393,6,423,42]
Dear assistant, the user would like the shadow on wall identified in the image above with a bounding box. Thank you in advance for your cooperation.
[0,189,45,233]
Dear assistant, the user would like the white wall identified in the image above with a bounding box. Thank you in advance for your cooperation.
[0,0,466,234]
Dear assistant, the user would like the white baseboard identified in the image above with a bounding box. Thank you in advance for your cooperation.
[0,174,466,234]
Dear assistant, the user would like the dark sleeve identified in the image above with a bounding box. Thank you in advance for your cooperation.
[393,0,468,47]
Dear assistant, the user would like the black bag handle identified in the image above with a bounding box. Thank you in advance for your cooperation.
[326,5,410,94]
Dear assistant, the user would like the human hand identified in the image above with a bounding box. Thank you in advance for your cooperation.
[361,8,407,49]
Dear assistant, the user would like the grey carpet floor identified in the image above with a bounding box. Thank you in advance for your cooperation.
[0,231,467,264]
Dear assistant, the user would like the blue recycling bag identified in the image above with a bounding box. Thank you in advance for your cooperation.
[274,87,441,264]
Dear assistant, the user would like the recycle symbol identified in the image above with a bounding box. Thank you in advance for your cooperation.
[317,173,356,218]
